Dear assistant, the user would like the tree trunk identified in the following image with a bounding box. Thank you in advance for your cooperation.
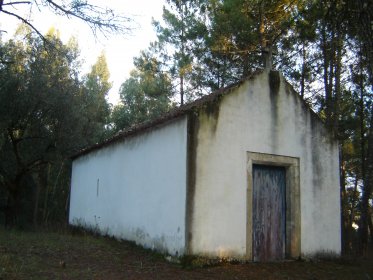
[355,0,373,87]
[300,42,306,98]
[180,74,184,105]
[356,0,373,253]
[321,24,332,127]
[33,182,40,227]
[258,0,270,70]
[332,30,342,134]
[42,163,51,224]
[359,48,367,197]
[179,1,185,106]
[340,146,348,254]
[368,210,373,248]
[33,169,45,227]
[359,103,373,255]
[5,186,20,227]
[43,162,65,224]
[348,174,359,253]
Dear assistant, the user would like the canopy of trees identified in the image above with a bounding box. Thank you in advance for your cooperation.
[0,26,111,226]
[0,0,372,255]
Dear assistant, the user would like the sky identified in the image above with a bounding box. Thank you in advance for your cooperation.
[0,0,166,105]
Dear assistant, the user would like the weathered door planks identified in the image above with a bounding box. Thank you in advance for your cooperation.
[252,164,286,262]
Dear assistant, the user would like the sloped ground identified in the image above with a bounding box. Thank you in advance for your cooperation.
[0,228,372,280]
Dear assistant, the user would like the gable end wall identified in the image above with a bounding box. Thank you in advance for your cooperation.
[190,71,341,259]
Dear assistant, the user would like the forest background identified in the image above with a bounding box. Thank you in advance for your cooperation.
[0,0,372,256]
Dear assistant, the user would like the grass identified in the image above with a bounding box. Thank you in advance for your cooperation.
[0,227,162,279]
[0,227,373,280]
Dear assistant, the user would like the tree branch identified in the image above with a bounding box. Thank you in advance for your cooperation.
[44,0,133,37]
[1,9,46,40]
[25,158,48,172]
[2,1,31,6]
[1,0,134,40]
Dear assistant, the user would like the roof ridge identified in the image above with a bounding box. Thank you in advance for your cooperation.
[71,69,265,160]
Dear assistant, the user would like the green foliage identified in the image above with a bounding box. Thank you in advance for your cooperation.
[203,0,304,82]
[153,0,209,104]
[111,51,174,131]
[82,52,112,141]
[0,25,110,227]
[149,0,306,97]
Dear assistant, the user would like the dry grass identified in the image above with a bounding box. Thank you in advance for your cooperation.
[0,227,372,280]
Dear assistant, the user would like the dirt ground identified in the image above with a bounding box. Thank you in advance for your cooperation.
[1,228,372,280]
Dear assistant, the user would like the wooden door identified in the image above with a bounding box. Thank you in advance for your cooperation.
[252,164,286,262]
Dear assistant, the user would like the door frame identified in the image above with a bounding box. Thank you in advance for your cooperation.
[246,152,301,260]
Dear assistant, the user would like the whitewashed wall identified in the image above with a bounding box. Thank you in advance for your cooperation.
[191,72,341,258]
[69,117,188,256]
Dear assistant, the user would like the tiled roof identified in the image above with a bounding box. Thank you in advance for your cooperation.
[71,71,263,160]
